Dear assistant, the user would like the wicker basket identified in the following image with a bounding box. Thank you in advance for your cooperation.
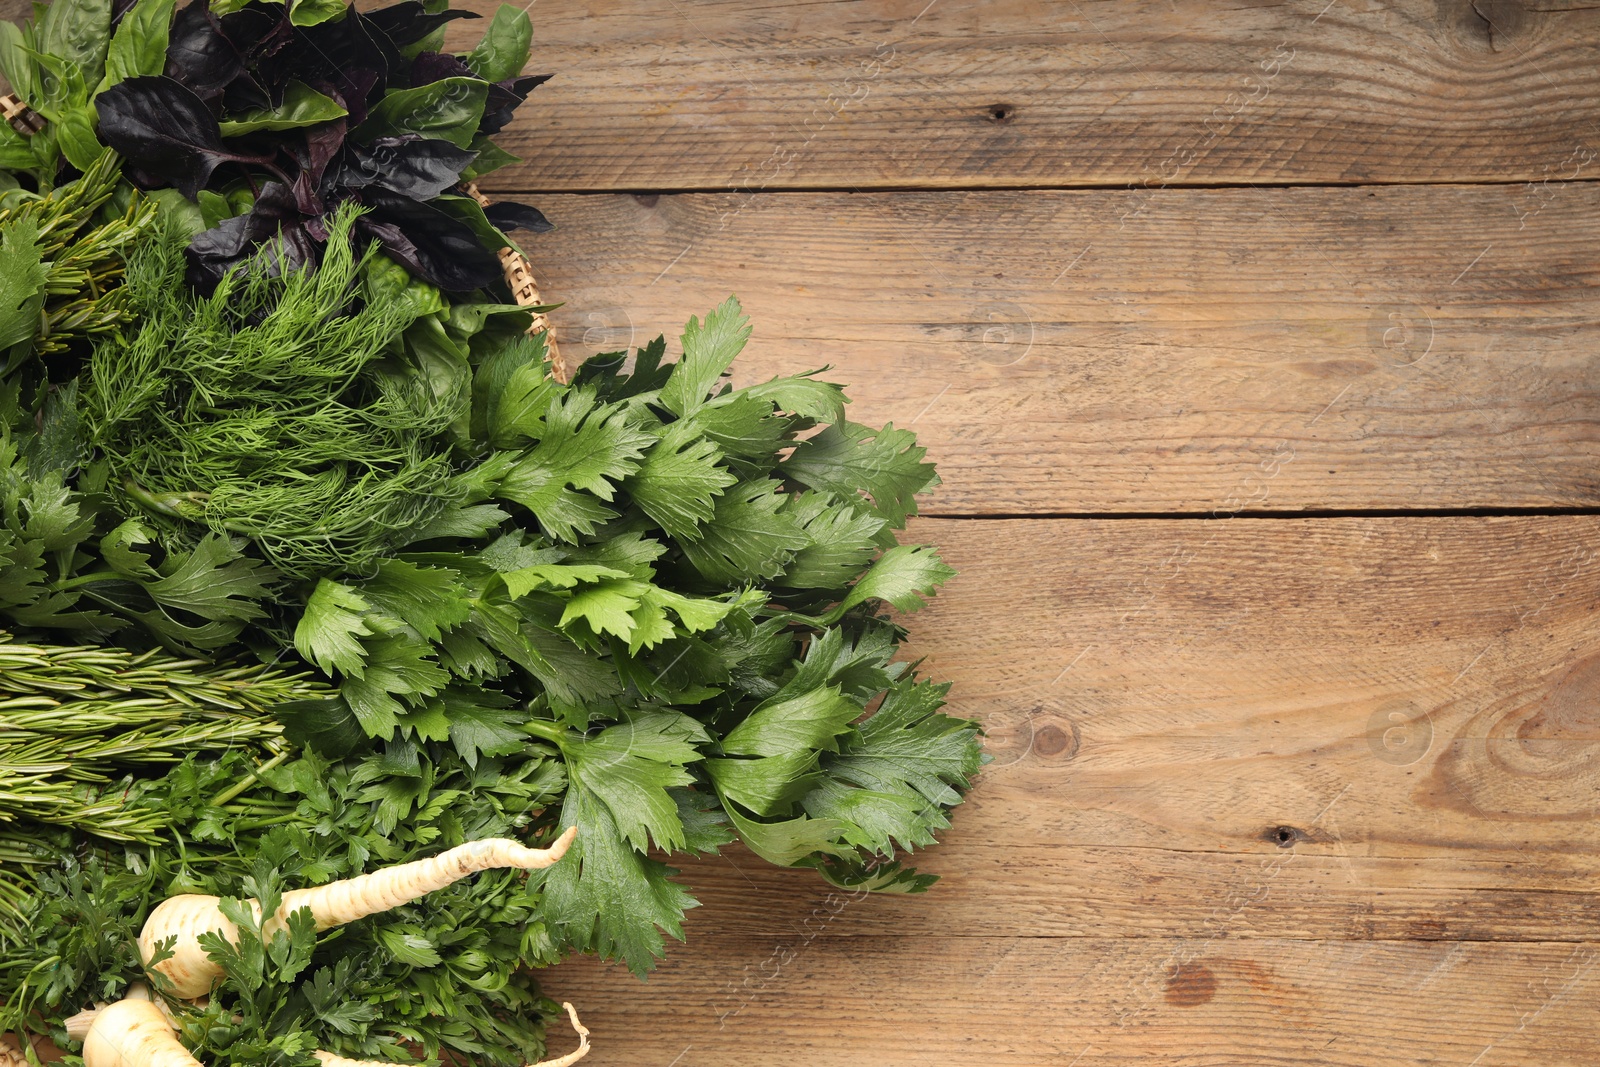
[463,182,567,384]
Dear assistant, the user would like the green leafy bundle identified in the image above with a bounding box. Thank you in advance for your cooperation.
[72,215,980,971]
[0,149,155,370]
[0,635,324,943]
[85,206,460,579]
[4,743,573,1067]
[0,0,983,1059]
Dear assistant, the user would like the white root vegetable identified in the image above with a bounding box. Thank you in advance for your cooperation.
[82,999,201,1067]
[77,996,590,1067]
[138,830,577,998]
[66,984,172,1043]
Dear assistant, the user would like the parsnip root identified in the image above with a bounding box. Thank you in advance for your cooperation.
[139,830,577,998]
[66,984,172,1042]
[532,1002,591,1067]
[82,999,201,1067]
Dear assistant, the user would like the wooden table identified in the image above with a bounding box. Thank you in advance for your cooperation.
[480,2,1600,1062]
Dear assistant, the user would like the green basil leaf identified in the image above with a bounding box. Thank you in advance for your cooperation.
[465,5,532,84]
[288,0,346,26]
[0,124,36,171]
[217,81,347,136]
[54,106,102,171]
[198,189,234,229]
[354,77,488,150]
[0,22,41,105]
[27,48,88,119]
[97,0,177,96]
[34,0,112,92]
[461,135,520,181]
[432,193,510,252]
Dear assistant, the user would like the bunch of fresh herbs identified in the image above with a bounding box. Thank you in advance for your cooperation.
[0,0,984,1062]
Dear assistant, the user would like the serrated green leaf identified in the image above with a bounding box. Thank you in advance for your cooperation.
[501,563,628,598]
[494,391,653,542]
[659,296,750,418]
[726,372,846,424]
[0,217,47,353]
[143,533,275,623]
[625,428,737,541]
[562,712,705,854]
[670,787,735,855]
[557,577,647,642]
[714,791,850,867]
[781,421,938,528]
[780,491,886,590]
[358,558,471,640]
[341,645,450,736]
[376,926,444,968]
[830,543,955,621]
[825,676,981,810]
[677,479,808,585]
[721,685,859,758]
[800,777,939,854]
[531,780,697,976]
[437,688,525,767]
[295,580,375,676]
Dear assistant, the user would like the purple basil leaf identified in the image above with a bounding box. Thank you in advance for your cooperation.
[97,76,271,199]
[483,201,551,234]
[165,0,249,102]
[270,9,395,125]
[187,181,316,292]
[365,2,479,49]
[337,135,476,199]
[407,50,473,87]
[479,73,550,135]
[291,118,348,214]
[359,188,502,292]
[218,4,299,108]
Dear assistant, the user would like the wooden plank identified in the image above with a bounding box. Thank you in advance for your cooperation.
[469,0,1600,191]
[620,843,1600,944]
[535,515,1600,1063]
[896,516,1600,861]
[542,936,1600,1066]
[521,185,1600,514]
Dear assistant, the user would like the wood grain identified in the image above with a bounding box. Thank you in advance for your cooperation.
[543,936,1599,1066]
[519,184,1600,514]
[540,515,1600,1063]
[465,0,1600,191]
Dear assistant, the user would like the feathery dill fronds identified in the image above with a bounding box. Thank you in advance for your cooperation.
[84,204,465,579]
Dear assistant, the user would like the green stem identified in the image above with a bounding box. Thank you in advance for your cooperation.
[50,569,122,591]
[522,719,570,749]
[209,749,290,807]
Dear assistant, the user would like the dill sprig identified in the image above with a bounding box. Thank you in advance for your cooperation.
[83,205,463,580]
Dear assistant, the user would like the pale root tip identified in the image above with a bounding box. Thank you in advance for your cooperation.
[63,1009,100,1043]
[549,825,579,861]
[531,1002,591,1067]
